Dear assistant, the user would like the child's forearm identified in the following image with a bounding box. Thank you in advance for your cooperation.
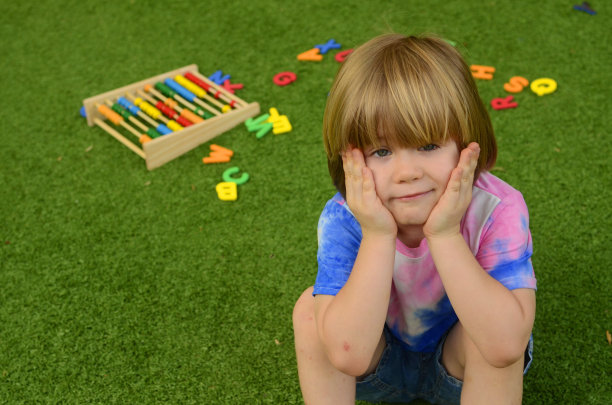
[427,234,533,365]
[316,233,396,374]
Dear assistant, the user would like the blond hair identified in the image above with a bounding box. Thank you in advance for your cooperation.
[323,33,497,197]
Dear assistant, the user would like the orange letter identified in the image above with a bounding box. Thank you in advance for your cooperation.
[471,65,495,80]
[297,48,323,61]
[504,76,529,93]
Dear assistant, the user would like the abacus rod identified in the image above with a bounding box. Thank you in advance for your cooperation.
[125,93,170,124]
[136,89,188,122]
[144,86,203,124]
[104,99,149,132]
[189,70,248,107]
[172,93,200,114]
[191,95,221,116]
[175,75,226,110]
[182,72,242,108]
[199,90,226,110]
[118,94,163,128]
[146,85,182,111]
[137,89,197,128]
[152,81,211,118]
[96,102,152,145]
[94,118,145,159]
[120,119,145,139]
[137,90,174,116]
[137,109,161,127]
[164,78,221,117]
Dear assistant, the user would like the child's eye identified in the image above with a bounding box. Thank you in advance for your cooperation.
[418,144,439,152]
[372,149,391,157]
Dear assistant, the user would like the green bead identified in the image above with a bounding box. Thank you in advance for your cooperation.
[146,128,160,138]
[155,82,176,97]
[112,103,131,120]
[194,107,213,119]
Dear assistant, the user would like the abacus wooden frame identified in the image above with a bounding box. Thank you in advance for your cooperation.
[82,64,260,170]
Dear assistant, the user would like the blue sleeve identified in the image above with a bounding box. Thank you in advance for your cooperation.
[313,194,362,296]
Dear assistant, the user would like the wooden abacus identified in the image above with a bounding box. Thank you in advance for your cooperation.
[82,64,260,170]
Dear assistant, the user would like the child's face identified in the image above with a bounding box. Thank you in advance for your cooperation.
[363,138,460,230]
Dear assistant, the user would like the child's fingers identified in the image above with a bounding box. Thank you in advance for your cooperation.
[453,143,479,204]
[437,167,463,212]
[343,148,361,181]
[457,143,480,186]
[425,144,480,237]
[342,147,364,202]
[465,142,480,174]
[361,165,377,202]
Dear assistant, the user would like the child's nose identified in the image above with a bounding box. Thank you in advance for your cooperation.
[394,156,423,182]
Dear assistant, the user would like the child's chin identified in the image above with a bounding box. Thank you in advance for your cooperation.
[392,208,432,226]
[393,214,428,228]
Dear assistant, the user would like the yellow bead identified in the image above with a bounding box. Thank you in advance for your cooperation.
[167,120,184,131]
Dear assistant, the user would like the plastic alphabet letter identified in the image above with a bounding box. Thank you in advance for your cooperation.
[315,39,342,54]
[491,95,518,110]
[297,48,323,61]
[530,78,558,96]
[210,144,234,157]
[209,70,231,85]
[335,49,353,63]
[216,182,237,201]
[266,108,292,134]
[470,65,496,80]
[573,2,596,15]
[504,76,530,93]
[272,116,292,134]
[273,72,297,86]
[246,114,270,129]
[203,144,234,164]
[203,153,231,164]
[222,79,243,94]
[246,113,273,138]
[222,167,250,185]
[267,108,280,122]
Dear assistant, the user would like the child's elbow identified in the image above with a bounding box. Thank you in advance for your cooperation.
[327,346,372,377]
[483,341,526,369]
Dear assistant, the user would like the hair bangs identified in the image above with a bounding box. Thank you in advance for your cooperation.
[373,54,461,149]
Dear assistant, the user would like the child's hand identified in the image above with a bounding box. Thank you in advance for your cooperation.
[423,142,480,240]
[342,146,397,238]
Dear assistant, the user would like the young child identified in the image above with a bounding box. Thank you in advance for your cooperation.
[293,34,537,404]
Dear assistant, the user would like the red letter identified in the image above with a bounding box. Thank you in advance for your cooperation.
[491,95,518,110]
[335,49,353,63]
[273,72,297,86]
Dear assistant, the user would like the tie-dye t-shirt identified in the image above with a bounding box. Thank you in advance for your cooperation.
[314,172,537,353]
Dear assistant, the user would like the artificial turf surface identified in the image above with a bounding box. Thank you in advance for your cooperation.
[0,0,610,403]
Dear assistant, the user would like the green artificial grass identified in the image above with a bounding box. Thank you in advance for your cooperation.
[1,0,610,403]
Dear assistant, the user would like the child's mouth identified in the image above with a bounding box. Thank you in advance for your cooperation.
[397,190,432,201]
